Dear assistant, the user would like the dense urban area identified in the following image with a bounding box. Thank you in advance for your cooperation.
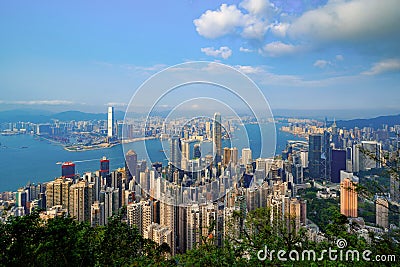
[1,107,400,265]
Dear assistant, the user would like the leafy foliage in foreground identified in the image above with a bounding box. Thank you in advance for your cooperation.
[1,207,400,266]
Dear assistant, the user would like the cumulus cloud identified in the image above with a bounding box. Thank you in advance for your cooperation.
[362,58,400,75]
[313,59,331,68]
[269,22,290,37]
[288,0,400,44]
[240,0,271,16]
[193,2,271,40]
[194,4,245,39]
[260,41,301,57]
[201,46,232,59]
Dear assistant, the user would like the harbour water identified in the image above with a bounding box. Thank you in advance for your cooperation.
[0,123,304,192]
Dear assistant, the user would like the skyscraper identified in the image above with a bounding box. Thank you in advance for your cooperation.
[340,171,358,218]
[61,162,75,178]
[331,149,346,183]
[308,134,322,179]
[170,135,181,170]
[241,148,252,165]
[100,156,110,179]
[360,141,382,171]
[213,113,222,165]
[376,197,389,229]
[107,106,114,137]
[125,150,137,183]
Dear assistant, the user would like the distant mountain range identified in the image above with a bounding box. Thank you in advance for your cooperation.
[0,109,400,129]
[0,109,126,123]
[334,114,400,129]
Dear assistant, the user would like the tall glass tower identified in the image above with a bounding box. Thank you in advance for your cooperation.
[107,106,114,137]
[213,112,222,165]
[308,134,322,179]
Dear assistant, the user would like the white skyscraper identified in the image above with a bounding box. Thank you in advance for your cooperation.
[107,106,114,137]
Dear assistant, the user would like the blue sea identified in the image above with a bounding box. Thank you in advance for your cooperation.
[0,123,304,192]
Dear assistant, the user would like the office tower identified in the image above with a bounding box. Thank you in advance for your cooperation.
[107,106,114,137]
[231,147,239,166]
[46,177,72,210]
[193,144,201,159]
[61,162,75,178]
[340,171,358,218]
[91,201,105,226]
[16,188,27,214]
[125,149,137,183]
[241,148,252,165]
[352,144,360,172]
[300,151,308,168]
[376,198,389,229]
[205,121,211,139]
[308,134,322,179]
[213,113,222,165]
[69,180,94,222]
[100,157,110,179]
[223,147,231,166]
[360,141,382,171]
[346,147,353,172]
[170,135,181,170]
[321,131,331,181]
[331,149,346,183]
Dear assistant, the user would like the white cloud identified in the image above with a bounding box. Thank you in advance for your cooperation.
[17,100,74,105]
[201,46,232,59]
[336,54,344,61]
[239,47,253,53]
[288,0,400,44]
[362,59,400,75]
[193,2,271,40]
[193,4,245,39]
[235,65,263,74]
[240,0,270,16]
[313,59,331,68]
[260,41,301,57]
[106,102,127,107]
[241,17,269,39]
[269,22,290,37]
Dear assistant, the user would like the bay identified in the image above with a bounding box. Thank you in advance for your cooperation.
[0,123,304,192]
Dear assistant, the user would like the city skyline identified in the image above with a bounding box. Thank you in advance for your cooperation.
[0,0,399,114]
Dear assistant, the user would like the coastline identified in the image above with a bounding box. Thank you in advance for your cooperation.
[36,135,157,152]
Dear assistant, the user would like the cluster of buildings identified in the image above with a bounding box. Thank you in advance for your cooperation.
[283,119,400,232]
[1,111,399,254]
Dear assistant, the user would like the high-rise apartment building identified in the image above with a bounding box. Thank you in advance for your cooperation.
[340,171,358,218]
[376,197,389,229]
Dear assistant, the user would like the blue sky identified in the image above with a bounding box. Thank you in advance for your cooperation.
[0,0,399,118]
